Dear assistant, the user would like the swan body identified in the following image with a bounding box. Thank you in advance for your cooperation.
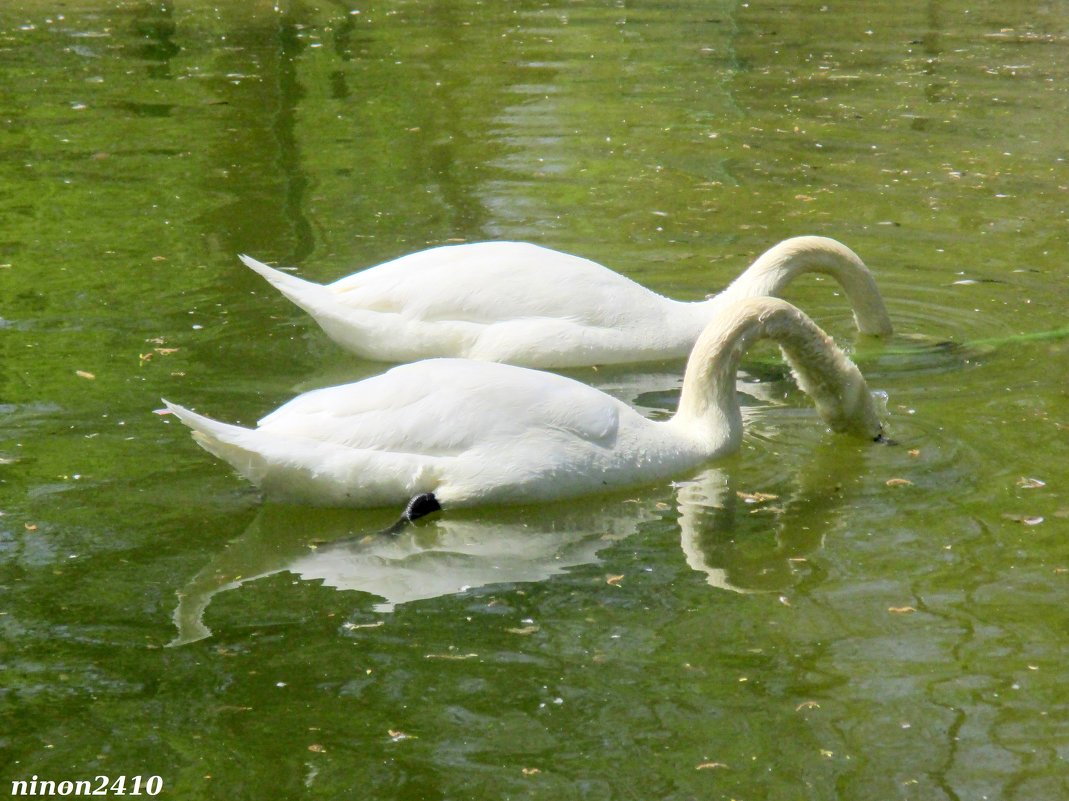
[240,236,892,368]
[164,297,884,509]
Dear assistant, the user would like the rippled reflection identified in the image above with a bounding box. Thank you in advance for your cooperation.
[171,497,649,645]
[170,451,872,646]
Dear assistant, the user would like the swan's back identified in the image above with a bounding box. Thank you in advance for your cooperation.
[257,358,622,458]
[328,241,671,327]
[168,358,644,506]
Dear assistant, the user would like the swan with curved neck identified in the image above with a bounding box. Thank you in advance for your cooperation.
[163,297,884,515]
[239,236,892,368]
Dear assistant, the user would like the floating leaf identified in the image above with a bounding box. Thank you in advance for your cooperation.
[695,762,728,770]
[885,478,913,487]
[521,768,541,777]
[606,574,625,586]
[795,701,821,711]
[75,370,96,380]
[1017,477,1046,489]
[342,621,383,631]
[506,625,540,635]
[889,606,917,614]
[737,490,778,503]
[307,744,326,753]
[749,505,784,515]
[1002,513,1044,525]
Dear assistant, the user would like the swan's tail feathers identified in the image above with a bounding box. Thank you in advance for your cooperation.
[163,399,270,487]
[239,254,333,315]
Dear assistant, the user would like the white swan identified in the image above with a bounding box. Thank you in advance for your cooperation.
[239,236,892,368]
[163,297,885,514]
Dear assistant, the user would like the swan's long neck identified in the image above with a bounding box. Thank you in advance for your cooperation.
[672,297,883,452]
[713,236,893,336]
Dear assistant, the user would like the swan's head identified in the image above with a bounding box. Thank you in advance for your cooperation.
[788,354,885,442]
[823,379,885,441]
[676,297,887,451]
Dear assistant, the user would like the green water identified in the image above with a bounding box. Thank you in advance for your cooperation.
[2,1,1067,799]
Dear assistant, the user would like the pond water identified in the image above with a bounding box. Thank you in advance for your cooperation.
[2,1,1067,799]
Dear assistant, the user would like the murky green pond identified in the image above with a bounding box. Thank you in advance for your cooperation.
[2,1,1067,798]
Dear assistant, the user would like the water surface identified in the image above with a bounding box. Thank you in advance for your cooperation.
[2,2,1067,799]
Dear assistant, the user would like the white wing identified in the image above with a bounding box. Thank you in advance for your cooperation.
[257,358,621,457]
[328,242,667,328]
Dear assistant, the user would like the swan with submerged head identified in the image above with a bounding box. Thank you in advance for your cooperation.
[163,297,886,522]
[239,236,892,368]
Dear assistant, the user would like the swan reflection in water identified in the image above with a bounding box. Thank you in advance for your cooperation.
[171,494,649,646]
[171,435,870,646]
